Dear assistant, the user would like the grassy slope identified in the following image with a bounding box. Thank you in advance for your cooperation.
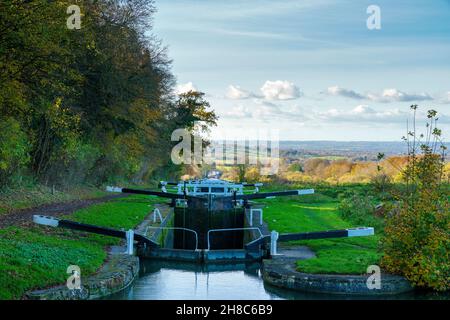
[260,193,382,275]
[0,194,162,300]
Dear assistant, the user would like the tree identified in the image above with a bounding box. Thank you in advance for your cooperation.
[168,91,218,177]
[0,0,218,187]
[172,91,218,132]
[237,164,247,182]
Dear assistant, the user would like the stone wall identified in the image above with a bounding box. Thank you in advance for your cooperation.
[263,258,413,295]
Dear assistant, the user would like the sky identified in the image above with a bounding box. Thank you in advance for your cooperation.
[153,0,450,141]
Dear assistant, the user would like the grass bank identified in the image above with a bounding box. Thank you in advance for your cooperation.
[0,194,162,299]
[260,191,383,275]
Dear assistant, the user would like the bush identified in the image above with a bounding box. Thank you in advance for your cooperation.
[338,194,384,231]
[371,173,392,193]
[381,107,450,291]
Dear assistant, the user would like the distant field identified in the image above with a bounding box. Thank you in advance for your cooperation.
[279,140,450,155]
[209,140,450,162]
[304,155,348,161]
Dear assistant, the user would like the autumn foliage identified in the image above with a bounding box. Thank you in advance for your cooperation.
[0,0,217,187]
[381,107,449,291]
[280,156,410,185]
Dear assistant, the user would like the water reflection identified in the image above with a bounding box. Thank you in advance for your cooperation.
[108,260,449,300]
[110,260,280,300]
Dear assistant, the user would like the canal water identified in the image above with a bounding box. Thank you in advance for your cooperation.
[108,260,449,300]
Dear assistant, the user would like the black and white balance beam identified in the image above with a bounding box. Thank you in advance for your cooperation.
[32,215,158,248]
[245,227,374,250]
[278,227,374,242]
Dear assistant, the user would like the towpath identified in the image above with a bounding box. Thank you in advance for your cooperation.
[0,194,126,229]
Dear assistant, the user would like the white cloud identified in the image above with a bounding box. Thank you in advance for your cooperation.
[369,88,433,103]
[439,91,450,104]
[223,99,307,123]
[225,81,301,101]
[224,102,278,121]
[175,82,197,95]
[226,85,253,99]
[225,105,253,118]
[260,80,301,100]
[327,86,365,99]
[316,105,407,123]
[222,101,450,129]
[326,86,433,103]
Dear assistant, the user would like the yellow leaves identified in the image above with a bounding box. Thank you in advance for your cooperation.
[282,157,410,184]
[54,97,62,109]
[0,162,8,170]
[244,167,260,183]
[381,154,450,291]
[47,98,81,137]
[444,162,450,181]
[282,155,446,187]
[282,171,310,183]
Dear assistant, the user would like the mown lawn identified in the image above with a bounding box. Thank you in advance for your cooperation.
[0,194,159,299]
[259,193,382,275]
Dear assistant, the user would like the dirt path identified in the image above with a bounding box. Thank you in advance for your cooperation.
[0,194,126,229]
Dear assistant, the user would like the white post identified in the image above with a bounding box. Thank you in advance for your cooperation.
[249,209,253,227]
[126,229,134,255]
[250,209,263,226]
[153,208,162,223]
[270,230,279,256]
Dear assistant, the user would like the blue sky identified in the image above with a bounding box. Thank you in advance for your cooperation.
[153,0,450,141]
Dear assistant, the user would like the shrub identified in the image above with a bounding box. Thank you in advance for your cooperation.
[381,107,449,291]
[338,194,384,231]
[371,173,392,193]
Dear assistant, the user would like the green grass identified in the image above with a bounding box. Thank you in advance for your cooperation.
[0,227,107,300]
[0,194,157,300]
[68,195,162,229]
[259,193,382,275]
